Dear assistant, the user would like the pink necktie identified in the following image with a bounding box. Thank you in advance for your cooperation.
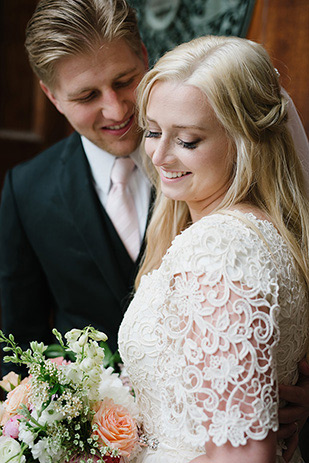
[106,157,140,261]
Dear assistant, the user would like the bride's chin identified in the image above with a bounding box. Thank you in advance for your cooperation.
[160,187,186,202]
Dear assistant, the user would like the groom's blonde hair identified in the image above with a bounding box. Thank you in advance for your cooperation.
[25,0,143,89]
[136,35,309,290]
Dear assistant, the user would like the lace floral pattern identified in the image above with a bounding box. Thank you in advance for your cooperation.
[118,213,308,462]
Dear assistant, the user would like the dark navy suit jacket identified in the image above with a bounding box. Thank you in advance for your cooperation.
[0,132,151,373]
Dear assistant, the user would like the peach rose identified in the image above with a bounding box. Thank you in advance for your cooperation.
[0,402,10,427]
[0,372,20,392]
[92,398,138,457]
[3,377,31,416]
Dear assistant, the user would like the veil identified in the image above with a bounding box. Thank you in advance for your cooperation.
[284,88,309,197]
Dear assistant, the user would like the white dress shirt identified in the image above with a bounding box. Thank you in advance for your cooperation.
[81,136,151,243]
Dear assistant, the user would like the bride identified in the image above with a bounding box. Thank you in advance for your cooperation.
[118,35,309,463]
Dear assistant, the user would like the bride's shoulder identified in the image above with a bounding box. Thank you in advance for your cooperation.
[190,204,276,237]
[169,205,280,261]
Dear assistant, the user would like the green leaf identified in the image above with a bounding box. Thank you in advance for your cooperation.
[3,355,19,364]
[52,328,66,349]
[49,383,60,396]
[3,346,12,352]
[111,350,122,365]
[100,342,122,370]
[44,344,66,358]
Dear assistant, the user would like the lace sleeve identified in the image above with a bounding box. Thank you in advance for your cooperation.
[157,217,281,448]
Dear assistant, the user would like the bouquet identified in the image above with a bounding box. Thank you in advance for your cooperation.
[0,327,141,463]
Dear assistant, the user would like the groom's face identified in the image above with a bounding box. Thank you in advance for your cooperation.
[41,38,148,157]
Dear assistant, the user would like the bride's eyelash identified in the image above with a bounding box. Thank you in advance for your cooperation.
[145,130,161,138]
[177,138,200,150]
[145,131,200,150]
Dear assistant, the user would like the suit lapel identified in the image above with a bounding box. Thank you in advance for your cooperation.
[138,186,155,259]
[58,133,132,304]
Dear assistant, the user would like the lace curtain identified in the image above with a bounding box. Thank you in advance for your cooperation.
[128,0,256,66]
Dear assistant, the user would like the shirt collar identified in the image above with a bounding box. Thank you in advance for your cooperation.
[81,136,149,195]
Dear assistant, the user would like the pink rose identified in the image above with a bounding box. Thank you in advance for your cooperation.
[50,356,70,366]
[3,414,23,439]
[92,399,138,457]
[3,377,31,416]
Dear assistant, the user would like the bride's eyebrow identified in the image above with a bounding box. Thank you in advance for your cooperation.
[146,116,205,132]
[172,124,205,131]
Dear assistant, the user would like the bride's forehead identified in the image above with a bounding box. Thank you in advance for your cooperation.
[146,83,218,128]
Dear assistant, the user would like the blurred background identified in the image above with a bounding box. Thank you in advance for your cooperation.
[0,0,308,191]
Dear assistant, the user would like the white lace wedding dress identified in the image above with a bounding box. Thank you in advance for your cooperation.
[118,212,308,463]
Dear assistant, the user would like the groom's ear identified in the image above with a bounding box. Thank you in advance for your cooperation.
[39,81,65,115]
[141,42,149,71]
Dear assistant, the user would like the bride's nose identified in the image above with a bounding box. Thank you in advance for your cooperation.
[151,139,174,167]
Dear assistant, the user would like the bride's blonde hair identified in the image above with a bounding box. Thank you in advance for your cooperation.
[136,35,309,292]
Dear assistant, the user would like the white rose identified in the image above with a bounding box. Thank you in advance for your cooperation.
[0,436,26,463]
[98,367,139,418]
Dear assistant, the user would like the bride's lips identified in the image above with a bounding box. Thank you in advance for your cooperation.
[100,115,134,136]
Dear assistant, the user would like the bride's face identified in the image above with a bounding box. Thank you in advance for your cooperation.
[144,81,234,222]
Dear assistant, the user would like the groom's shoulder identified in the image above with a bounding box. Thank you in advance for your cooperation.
[12,132,82,180]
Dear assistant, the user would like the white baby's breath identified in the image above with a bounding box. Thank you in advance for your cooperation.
[0,326,141,462]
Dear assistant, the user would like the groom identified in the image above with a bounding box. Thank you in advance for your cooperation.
[0,0,308,459]
[0,0,151,362]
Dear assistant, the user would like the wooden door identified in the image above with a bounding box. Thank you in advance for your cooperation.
[0,0,71,189]
[247,0,309,136]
